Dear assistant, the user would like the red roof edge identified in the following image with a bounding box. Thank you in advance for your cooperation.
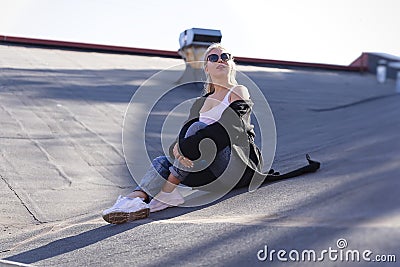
[0,35,179,58]
[0,35,367,72]
[234,56,366,72]
[349,53,369,70]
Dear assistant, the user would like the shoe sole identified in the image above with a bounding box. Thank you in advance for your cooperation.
[150,200,185,213]
[102,208,150,224]
[150,204,172,213]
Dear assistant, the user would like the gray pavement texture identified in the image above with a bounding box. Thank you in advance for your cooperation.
[0,44,399,267]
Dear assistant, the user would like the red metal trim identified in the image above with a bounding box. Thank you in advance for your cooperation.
[0,35,366,71]
[0,35,180,57]
[234,56,365,72]
[349,53,369,69]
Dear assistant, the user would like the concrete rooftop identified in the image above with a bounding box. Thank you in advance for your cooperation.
[0,44,399,266]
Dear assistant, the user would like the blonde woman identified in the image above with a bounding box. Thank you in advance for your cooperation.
[103,43,264,224]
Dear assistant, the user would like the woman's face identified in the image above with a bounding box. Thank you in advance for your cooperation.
[205,48,233,79]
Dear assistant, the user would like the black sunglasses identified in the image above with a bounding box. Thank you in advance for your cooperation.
[207,53,232,62]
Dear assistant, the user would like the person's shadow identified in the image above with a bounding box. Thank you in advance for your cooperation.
[3,184,263,264]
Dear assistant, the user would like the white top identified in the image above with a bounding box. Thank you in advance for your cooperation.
[199,87,234,125]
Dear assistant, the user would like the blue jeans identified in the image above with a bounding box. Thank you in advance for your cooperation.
[135,121,231,198]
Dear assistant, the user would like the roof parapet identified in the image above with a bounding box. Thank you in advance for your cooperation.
[0,34,370,72]
[350,52,400,79]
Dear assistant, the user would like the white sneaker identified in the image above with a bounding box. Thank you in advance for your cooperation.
[149,189,185,213]
[102,196,149,224]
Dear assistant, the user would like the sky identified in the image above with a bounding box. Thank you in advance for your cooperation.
[1,0,399,65]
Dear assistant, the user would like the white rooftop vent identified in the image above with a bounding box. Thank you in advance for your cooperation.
[179,28,222,49]
[177,28,222,85]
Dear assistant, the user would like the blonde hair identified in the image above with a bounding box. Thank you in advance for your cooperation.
[203,43,238,94]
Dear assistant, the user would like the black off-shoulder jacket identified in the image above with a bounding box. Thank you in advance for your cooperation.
[168,92,265,189]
